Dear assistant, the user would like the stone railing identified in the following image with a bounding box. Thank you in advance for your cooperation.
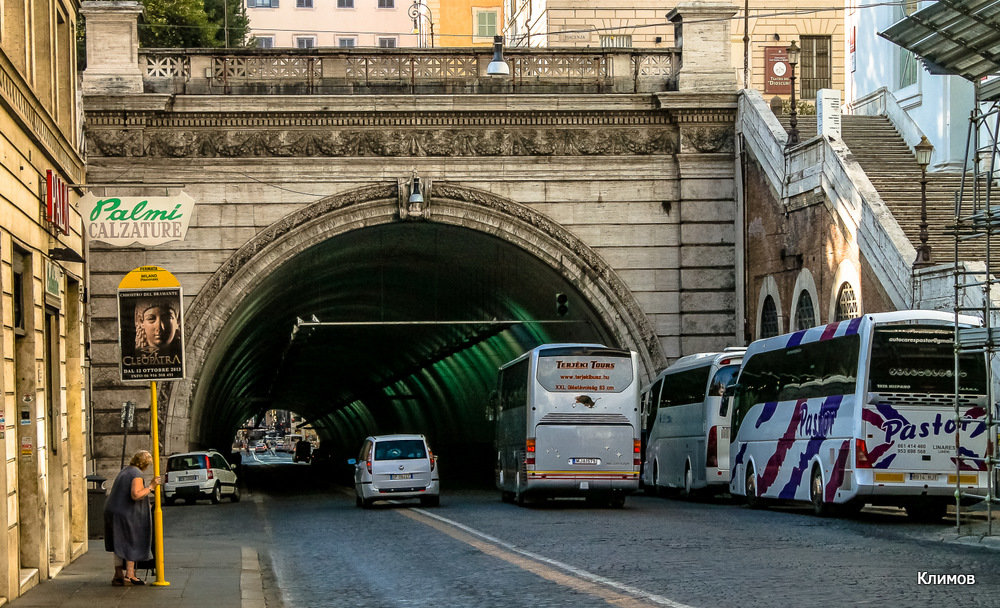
[137,48,680,95]
[738,88,916,309]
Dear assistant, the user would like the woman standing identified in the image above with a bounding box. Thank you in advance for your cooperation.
[104,450,160,586]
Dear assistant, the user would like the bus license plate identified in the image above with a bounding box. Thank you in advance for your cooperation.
[571,458,600,465]
[390,474,413,480]
[911,473,938,481]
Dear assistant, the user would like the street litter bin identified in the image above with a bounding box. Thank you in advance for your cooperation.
[87,475,106,539]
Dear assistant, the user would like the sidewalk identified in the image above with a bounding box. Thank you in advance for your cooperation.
[8,537,265,608]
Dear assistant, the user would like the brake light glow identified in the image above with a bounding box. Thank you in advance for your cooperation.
[429,449,436,472]
[855,438,871,469]
[366,458,372,474]
[205,455,214,479]
[706,426,718,468]
[525,438,535,466]
[633,439,642,466]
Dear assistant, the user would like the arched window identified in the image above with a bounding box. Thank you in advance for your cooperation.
[835,283,858,322]
[760,295,779,338]
[795,290,816,330]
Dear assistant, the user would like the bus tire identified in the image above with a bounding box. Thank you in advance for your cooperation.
[810,466,831,517]
[745,464,763,509]
[682,462,694,499]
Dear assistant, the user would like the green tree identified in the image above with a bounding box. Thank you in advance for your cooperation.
[138,0,227,48]
[205,0,251,48]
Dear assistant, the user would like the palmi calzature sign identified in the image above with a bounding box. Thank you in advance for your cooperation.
[81,192,195,246]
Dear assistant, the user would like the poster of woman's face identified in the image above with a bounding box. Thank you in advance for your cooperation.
[118,288,185,381]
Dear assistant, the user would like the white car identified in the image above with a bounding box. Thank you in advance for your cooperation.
[349,434,440,508]
[163,450,240,505]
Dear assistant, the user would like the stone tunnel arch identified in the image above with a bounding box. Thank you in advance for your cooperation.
[161,182,665,453]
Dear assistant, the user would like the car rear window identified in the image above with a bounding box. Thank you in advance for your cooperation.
[374,440,426,460]
[168,455,207,471]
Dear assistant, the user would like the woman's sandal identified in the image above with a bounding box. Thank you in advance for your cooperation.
[127,576,145,586]
[111,577,125,586]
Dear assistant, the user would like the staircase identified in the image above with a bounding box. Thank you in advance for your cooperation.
[778,114,1000,277]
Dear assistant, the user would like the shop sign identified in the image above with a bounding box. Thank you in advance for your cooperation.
[45,170,70,235]
[81,192,195,247]
[764,47,791,95]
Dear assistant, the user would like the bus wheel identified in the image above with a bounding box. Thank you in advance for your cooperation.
[810,466,831,517]
[682,462,694,499]
[745,465,763,509]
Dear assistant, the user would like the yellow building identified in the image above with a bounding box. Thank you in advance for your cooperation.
[1,0,89,600]
[429,0,505,48]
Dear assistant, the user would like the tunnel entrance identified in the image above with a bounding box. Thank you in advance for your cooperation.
[168,183,661,483]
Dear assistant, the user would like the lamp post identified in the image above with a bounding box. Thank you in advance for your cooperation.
[409,0,434,48]
[786,40,800,147]
[913,135,934,268]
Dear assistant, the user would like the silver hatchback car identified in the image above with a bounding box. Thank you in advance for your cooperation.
[349,434,440,508]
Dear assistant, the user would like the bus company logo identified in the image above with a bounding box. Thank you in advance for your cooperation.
[797,401,838,437]
[575,395,597,408]
[880,412,980,443]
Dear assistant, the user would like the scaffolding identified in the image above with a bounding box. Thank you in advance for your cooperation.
[952,80,1000,534]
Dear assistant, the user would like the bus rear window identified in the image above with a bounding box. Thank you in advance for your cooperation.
[536,353,634,393]
[869,326,987,395]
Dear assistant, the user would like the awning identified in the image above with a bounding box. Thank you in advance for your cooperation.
[879,0,1000,83]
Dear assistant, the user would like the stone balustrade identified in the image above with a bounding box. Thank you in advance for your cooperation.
[137,48,680,95]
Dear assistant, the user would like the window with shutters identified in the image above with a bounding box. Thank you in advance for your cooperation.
[474,9,498,39]
[799,36,831,99]
[897,0,919,89]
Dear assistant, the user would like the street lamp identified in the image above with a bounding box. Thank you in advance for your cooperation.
[786,40,800,147]
[486,35,510,76]
[913,135,934,268]
[409,0,434,48]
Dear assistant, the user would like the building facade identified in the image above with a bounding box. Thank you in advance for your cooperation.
[0,0,89,600]
[246,0,419,48]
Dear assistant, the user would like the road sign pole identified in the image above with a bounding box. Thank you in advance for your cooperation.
[149,380,170,586]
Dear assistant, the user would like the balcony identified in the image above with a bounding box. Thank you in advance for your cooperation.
[139,47,680,95]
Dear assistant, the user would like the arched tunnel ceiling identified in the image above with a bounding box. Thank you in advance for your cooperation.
[195,221,614,463]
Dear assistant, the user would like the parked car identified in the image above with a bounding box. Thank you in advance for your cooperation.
[349,434,439,508]
[163,450,240,505]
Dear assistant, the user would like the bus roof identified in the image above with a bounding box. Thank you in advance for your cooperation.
[744,310,981,360]
[497,343,622,371]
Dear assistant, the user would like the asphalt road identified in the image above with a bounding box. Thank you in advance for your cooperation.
[161,460,999,607]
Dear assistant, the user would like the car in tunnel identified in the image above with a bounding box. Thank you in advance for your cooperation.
[163,450,240,505]
[349,434,440,508]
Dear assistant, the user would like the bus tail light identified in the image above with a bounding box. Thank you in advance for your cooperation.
[525,438,535,466]
[205,455,214,479]
[706,426,719,468]
[634,439,642,466]
[855,438,872,469]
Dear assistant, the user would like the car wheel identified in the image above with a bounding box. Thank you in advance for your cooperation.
[810,466,831,517]
[745,464,763,509]
[230,485,241,503]
[211,483,222,504]
[355,495,363,508]
[420,495,440,507]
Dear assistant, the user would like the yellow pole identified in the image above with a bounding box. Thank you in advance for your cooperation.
[149,380,170,586]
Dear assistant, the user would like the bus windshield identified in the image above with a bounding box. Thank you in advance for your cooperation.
[869,326,987,395]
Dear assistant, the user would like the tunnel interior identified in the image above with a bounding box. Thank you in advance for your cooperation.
[192,221,616,479]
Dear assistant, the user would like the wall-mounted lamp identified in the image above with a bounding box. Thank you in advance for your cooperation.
[487,36,510,76]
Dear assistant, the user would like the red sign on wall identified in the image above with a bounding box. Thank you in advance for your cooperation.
[45,169,69,235]
[764,47,792,95]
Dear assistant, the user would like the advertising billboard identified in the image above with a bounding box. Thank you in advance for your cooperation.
[117,266,185,381]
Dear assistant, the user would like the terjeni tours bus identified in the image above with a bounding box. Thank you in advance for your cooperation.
[494,344,641,507]
[729,311,991,520]
[641,348,744,496]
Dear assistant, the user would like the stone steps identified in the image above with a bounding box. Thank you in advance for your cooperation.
[777,113,1000,275]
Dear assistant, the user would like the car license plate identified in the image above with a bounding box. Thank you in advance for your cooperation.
[571,458,600,465]
[911,473,938,481]
[179,475,197,482]
[390,474,412,480]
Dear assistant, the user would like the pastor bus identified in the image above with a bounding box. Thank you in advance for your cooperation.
[494,344,641,507]
[729,311,991,520]
[641,348,744,496]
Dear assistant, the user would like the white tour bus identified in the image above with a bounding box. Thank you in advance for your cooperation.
[641,348,745,496]
[729,310,991,520]
[494,343,641,507]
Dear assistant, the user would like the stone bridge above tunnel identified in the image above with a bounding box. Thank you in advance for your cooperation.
[81,0,741,479]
